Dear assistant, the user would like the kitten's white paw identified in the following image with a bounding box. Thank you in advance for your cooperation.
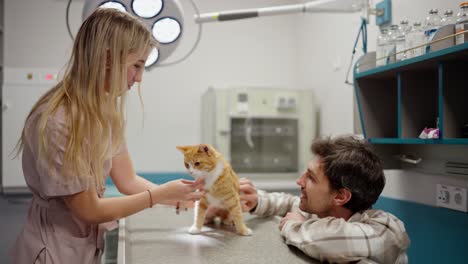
[239,228,252,236]
[188,225,202,234]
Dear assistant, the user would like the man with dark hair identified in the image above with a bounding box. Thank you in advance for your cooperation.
[239,135,410,263]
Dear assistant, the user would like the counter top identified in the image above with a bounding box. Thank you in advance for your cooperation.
[118,205,316,264]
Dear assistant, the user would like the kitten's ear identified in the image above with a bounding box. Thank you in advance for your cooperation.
[198,144,210,156]
[176,146,189,153]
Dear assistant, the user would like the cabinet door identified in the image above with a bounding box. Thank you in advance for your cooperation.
[2,83,50,191]
[230,117,298,173]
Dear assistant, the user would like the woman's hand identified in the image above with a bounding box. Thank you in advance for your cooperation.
[239,177,258,212]
[153,179,205,205]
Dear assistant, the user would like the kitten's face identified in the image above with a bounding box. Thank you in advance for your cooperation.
[176,144,218,179]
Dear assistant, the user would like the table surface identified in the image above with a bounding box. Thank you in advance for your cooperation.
[118,205,317,264]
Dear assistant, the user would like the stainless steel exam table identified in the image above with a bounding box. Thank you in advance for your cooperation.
[116,205,317,264]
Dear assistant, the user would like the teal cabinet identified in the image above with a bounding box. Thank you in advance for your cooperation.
[354,43,468,145]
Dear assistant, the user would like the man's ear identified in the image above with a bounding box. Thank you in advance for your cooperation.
[333,188,352,207]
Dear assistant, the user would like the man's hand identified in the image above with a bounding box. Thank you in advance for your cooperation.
[279,212,306,230]
[239,177,258,212]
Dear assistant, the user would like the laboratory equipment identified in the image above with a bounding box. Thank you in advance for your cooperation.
[396,20,411,61]
[406,21,426,59]
[387,24,399,62]
[201,87,316,181]
[424,9,442,46]
[441,10,455,26]
[376,28,389,66]
[456,2,468,45]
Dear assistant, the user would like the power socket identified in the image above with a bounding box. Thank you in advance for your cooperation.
[436,184,467,212]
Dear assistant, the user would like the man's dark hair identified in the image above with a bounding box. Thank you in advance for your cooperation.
[311,135,385,213]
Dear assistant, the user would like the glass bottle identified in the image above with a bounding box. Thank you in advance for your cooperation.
[424,9,442,45]
[406,21,426,59]
[387,24,400,63]
[396,20,411,61]
[441,10,455,26]
[456,2,468,45]
[376,28,389,66]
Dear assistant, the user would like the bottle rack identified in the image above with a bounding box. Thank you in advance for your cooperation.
[354,42,468,145]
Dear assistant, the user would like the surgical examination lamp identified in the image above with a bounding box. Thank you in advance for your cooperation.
[82,0,197,68]
[195,0,367,23]
[82,0,372,68]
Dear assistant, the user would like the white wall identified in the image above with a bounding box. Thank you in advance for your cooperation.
[4,0,78,68]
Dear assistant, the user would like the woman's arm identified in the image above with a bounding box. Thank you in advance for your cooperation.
[63,178,203,224]
[109,150,158,194]
[109,150,198,207]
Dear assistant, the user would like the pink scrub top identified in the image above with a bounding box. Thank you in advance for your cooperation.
[11,105,120,263]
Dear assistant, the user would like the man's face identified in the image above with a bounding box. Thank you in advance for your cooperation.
[296,158,335,217]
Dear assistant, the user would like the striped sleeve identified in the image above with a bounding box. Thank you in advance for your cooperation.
[280,217,371,262]
[280,210,410,263]
[252,190,302,217]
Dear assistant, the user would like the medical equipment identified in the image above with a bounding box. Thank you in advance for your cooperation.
[81,0,197,68]
[456,2,468,45]
[405,21,426,59]
[424,9,442,45]
[80,0,386,68]
[395,20,410,61]
[201,87,317,180]
[376,28,390,66]
[442,10,455,26]
[344,17,368,85]
[194,0,366,24]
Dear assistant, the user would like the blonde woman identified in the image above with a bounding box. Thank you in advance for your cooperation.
[11,8,204,263]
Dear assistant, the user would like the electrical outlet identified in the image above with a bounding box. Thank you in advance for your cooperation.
[436,185,450,204]
[436,184,467,212]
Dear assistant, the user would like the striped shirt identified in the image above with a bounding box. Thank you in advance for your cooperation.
[252,190,410,263]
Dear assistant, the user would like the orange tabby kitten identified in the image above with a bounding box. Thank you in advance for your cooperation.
[176,144,252,236]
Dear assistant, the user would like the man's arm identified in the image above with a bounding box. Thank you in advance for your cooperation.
[239,178,302,217]
[281,216,369,262]
[280,211,410,263]
[252,190,301,217]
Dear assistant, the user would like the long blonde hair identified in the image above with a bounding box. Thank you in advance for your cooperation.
[16,8,157,190]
